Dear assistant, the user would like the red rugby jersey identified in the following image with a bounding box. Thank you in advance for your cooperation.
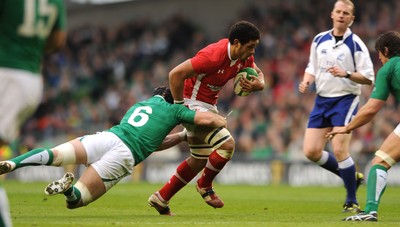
[186,38,254,105]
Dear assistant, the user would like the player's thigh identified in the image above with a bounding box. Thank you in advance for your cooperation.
[67,138,88,163]
[303,128,330,154]
[77,165,106,201]
[0,69,42,142]
[81,131,126,164]
[189,125,213,142]
[184,99,219,142]
[191,126,234,147]
[186,126,214,162]
[89,135,134,191]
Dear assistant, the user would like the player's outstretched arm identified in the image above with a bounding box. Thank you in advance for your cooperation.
[156,129,187,151]
[327,98,385,139]
[194,112,227,128]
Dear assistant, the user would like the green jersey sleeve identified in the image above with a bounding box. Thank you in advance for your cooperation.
[371,57,400,102]
[172,104,196,124]
[370,68,391,101]
[53,0,67,31]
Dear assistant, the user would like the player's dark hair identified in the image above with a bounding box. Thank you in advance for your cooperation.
[153,86,173,104]
[375,31,400,58]
[228,21,260,45]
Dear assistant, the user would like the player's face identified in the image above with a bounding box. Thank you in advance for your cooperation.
[331,2,354,30]
[238,40,259,61]
[378,50,389,65]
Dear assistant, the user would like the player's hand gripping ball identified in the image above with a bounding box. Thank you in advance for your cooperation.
[233,67,258,96]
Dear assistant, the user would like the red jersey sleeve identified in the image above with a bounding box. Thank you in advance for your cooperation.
[191,39,228,75]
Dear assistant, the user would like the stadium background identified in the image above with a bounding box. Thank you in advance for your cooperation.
[3,0,400,186]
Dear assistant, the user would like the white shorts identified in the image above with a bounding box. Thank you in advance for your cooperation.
[80,131,135,191]
[0,68,43,142]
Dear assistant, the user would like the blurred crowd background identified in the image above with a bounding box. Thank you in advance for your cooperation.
[2,0,399,167]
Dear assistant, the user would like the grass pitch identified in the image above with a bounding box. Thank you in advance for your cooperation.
[4,181,400,226]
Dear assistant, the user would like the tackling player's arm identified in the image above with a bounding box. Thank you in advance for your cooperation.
[193,111,227,128]
[156,111,226,151]
[156,129,187,151]
[168,59,197,103]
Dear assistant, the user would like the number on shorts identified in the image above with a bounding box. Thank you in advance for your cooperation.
[127,106,153,127]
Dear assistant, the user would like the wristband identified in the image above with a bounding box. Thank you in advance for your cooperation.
[345,71,352,79]
[174,100,184,104]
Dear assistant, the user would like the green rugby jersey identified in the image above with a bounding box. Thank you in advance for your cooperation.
[0,0,66,73]
[108,96,196,165]
[371,56,400,102]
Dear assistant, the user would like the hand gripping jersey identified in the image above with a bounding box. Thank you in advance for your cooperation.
[187,39,254,105]
[108,96,196,165]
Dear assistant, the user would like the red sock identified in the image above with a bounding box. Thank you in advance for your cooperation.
[158,160,198,201]
[197,151,229,189]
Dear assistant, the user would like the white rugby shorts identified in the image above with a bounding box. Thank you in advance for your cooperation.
[0,68,42,142]
[80,131,135,191]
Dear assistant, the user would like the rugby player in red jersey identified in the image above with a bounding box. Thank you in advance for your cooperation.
[149,21,265,215]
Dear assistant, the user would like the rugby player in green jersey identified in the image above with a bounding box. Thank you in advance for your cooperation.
[0,1,66,226]
[0,0,66,147]
[0,86,227,210]
[327,31,400,222]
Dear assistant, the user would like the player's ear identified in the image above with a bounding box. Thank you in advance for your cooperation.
[384,47,389,57]
[233,39,240,46]
[348,15,355,27]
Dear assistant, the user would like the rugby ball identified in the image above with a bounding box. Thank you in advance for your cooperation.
[233,67,258,96]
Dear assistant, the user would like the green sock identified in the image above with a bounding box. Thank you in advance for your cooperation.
[10,148,53,169]
[365,164,388,214]
[64,186,81,204]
